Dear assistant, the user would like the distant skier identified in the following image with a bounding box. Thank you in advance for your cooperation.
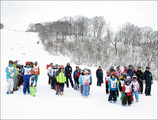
[5,60,16,94]
[96,66,103,86]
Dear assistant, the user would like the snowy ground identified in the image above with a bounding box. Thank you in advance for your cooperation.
[1,29,157,119]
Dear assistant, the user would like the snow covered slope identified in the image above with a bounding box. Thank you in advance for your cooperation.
[1,29,157,119]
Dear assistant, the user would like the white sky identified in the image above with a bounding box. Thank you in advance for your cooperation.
[1,1,157,31]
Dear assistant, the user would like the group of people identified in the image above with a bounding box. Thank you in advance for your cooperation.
[103,65,153,106]
[5,60,40,96]
[6,60,153,104]
[47,63,92,97]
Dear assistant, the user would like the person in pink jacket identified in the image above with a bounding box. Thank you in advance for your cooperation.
[131,75,140,102]
[116,66,122,77]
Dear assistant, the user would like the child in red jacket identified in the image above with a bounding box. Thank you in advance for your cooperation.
[105,71,111,94]
[122,78,134,106]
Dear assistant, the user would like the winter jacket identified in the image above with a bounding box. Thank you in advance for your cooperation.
[56,71,66,83]
[49,68,55,77]
[122,84,132,96]
[131,80,139,92]
[117,69,122,77]
[108,78,118,91]
[33,65,40,75]
[127,69,135,80]
[13,64,19,77]
[96,69,103,78]
[65,66,72,76]
[136,70,143,81]
[119,79,125,92]
[105,75,110,84]
[5,65,16,79]
[22,66,33,80]
[143,71,153,83]
[73,70,79,80]
[82,75,91,86]
[79,74,83,85]
[123,69,128,73]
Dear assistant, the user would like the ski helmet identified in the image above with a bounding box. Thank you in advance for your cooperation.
[133,75,137,80]
[127,76,131,81]
[26,61,30,65]
[59,66,64,69]
[124,79,130,85]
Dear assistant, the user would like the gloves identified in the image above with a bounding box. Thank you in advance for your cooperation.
[123,93,126,96]
[132,92,134,96]
[90,82,92,85]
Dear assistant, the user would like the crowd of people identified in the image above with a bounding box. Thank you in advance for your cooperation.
[47,63,92,97]
[5,60,40,96]
[103,65,153,106]
[5,60,153,105]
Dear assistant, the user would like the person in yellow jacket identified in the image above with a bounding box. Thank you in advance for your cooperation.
[33,61,40,86]
[56,66,66,96]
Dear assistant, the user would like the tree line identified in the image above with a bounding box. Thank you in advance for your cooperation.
[27,15,158,78]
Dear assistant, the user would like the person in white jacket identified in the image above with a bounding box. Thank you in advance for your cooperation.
[82,70,91,98]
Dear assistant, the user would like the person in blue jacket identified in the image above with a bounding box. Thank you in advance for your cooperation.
[127,65,135,81]
[65,63,73,88]
[143,66,153,96]
[73,66,80,84]
[96,66,103,86]
[108,73,118,103]
[22,61,34,95]
[5,60,16,94]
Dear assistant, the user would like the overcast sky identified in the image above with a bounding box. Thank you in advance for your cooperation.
[1,1,157,31]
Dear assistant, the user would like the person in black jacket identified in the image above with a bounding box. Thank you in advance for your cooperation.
[65,63,73,88]
[136,66,143,94]
[96,66,103,86]
[143,66,153,96]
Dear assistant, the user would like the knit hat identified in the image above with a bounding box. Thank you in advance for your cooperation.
[146,66,150,69]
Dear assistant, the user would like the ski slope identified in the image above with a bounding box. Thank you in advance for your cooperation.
[1,29,157,119]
